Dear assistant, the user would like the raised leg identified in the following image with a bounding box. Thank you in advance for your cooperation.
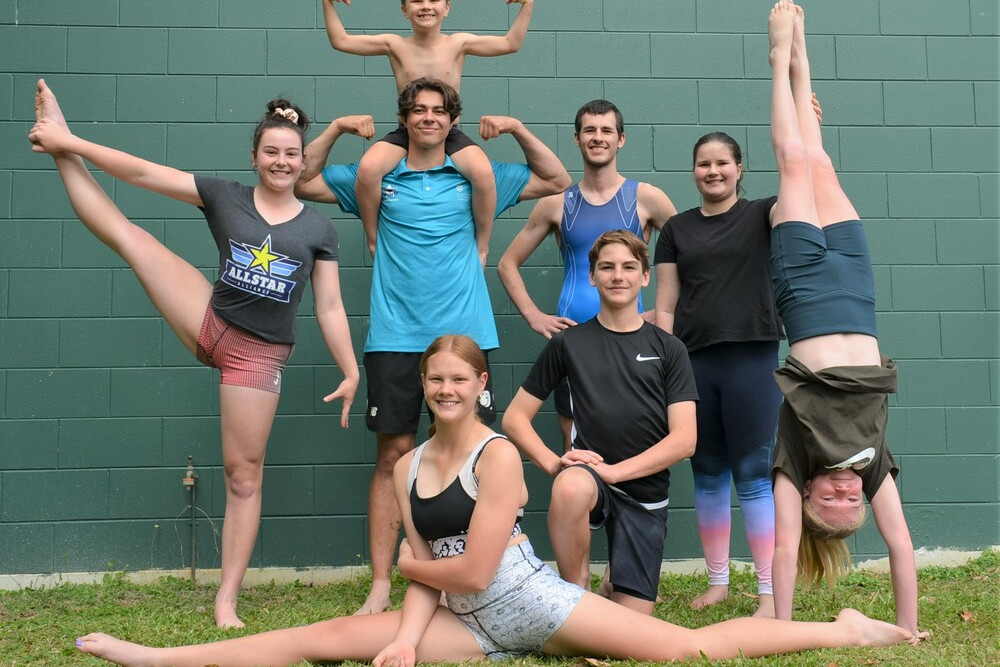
[35,80,211,352]
[355,432,415,615]
[214,384,281,628]
[769,0,818,229]
[789,4,859,226]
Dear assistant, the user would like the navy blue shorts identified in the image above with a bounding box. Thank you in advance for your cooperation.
[770,220,877,344]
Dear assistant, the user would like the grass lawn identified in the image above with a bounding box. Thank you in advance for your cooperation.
[1,550,996,666]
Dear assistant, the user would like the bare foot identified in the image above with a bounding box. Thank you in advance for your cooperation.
[214,597,245,629]
[690,584,729,610]
[768,0,796,67]
[75,633,157,667]
[35,79,68,127]
[354,579,391,615]
[836,608,914,648]
[753,593,775,618]
[29,79,73,154]
[789,4,808,74]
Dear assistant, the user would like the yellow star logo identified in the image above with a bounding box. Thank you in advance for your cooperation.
[247,236,280,274]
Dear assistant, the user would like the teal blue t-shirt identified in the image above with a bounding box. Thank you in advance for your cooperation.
[323,156,530,352]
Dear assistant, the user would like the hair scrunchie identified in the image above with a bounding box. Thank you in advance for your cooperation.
[272,108,299,124]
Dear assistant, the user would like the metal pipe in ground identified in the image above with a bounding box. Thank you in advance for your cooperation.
[182,455,198,582]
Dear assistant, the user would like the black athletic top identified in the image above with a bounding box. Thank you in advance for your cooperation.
[522,319,699,503]
[408,435,522,550]
[654,197,783,352]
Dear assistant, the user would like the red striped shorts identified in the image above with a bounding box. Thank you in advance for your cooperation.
[195,306,293,394]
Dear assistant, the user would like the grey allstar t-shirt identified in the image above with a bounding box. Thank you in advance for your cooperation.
[196,175,339,344]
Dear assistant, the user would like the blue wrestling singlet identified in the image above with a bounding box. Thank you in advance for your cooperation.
[557,180,645,323]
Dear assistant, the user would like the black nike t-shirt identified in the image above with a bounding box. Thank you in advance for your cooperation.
[522,319,699,503]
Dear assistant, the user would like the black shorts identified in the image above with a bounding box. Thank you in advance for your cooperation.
[378,124,478,155]
[571,464,669,602]
[363,351,496,434]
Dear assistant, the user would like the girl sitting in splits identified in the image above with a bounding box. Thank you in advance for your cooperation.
[73,335,918,667]
[765,1,925,640]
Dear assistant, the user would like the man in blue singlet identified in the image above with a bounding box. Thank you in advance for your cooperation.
[498,100,677,450]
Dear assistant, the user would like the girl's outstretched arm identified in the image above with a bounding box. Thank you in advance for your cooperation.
[29,80,199,206]
[869,475,921,634]
[772,471,803,620]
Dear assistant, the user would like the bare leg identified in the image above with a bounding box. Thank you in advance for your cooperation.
[547,466,597,589]
[450,145,497,267]
[789,5,859,227]
[609,589,655,616]
[35,81,211,351]
[778,3,881,368]
[356,143,407,257]
[355,432,415,615]
[214,385,280,628]
[77,606,484,667]
[543,592,913,661]
[769,0,818,230]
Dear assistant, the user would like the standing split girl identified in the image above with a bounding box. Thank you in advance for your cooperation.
[29,80,363,629]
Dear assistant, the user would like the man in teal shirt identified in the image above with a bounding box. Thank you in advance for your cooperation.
[297,77,569,614]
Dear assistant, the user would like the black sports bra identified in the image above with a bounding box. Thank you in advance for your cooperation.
[407,434,523,557]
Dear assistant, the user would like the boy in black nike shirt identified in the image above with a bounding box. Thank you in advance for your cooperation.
[504,230,698,615]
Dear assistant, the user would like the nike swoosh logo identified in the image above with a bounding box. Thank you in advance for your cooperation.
[635,354,660,362]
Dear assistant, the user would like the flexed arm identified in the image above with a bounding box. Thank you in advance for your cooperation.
[322,0,397,56]
[29,81,199,205]
[296,114,374,201]
[479,116,570,201]
[589,401,696,485]
[460,0,534,56]
[502,389,565,476]
[395,440,527,592]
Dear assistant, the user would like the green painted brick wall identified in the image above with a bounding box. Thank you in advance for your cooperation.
[0,0,997,574]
